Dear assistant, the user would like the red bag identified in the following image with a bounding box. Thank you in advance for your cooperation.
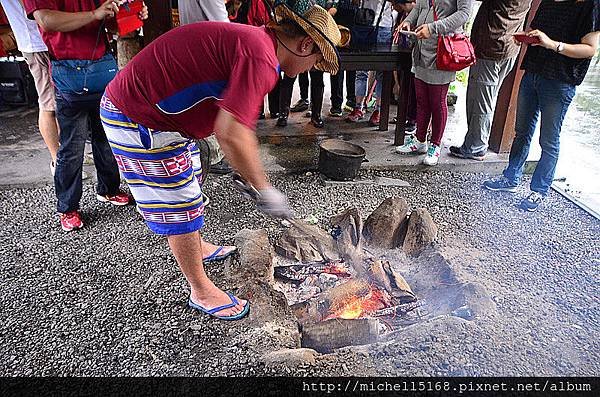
[431,0,476,72]
[106,0,144,36]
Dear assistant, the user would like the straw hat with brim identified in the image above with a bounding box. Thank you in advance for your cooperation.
[273,3,342,74]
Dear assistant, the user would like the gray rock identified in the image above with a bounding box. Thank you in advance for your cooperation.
[261,348,318,368]
[226,228,274,286]
[363,197,409,249]
[275,221,340,263]
[402,208,438,256]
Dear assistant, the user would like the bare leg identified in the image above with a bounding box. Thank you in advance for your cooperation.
[168,231,246,316]
[39,110,60,163]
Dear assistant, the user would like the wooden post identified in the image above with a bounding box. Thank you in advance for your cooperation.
[488,0,541,153]
[116,35,143,69]
[142,0,173,46]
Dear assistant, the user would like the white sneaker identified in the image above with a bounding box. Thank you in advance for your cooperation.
[395,135,428,154]
[423,144,441,166]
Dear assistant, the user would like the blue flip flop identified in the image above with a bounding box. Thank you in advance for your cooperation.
[188,292,250,321]
[203,246,237,263]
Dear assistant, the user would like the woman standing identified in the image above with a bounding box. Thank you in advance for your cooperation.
[395,0,472,165]
[484,0,599,212]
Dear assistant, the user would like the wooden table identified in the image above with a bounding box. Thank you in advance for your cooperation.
[339,44,412,146]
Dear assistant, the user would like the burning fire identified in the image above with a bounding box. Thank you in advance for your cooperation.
[327,287,387,320]
[323,262,351,278]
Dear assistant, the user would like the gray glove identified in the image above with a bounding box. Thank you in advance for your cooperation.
[256,187,293,219]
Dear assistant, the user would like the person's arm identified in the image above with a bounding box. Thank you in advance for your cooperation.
[32,0,118,33]
[213,110,269,190]
[201,0,229,22]
[528,30,600,59]
[418,0,473,38]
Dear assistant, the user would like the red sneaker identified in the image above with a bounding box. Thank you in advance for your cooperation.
[368,109,380,126]
[345,108,364,123]
[97,191,131,206]
[60,211,83,232]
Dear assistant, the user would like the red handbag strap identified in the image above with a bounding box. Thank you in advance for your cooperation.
[430,0,439,22]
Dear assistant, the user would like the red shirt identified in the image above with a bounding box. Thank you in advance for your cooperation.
[24,0,107,60]
[105,22,279,139]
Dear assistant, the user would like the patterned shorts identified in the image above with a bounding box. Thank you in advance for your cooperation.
[100,95,205,235]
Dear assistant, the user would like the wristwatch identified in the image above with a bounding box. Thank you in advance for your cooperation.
[556,42,565,53]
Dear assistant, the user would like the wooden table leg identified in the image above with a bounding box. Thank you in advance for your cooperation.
[379,71,393,131]
[394,68,410,146]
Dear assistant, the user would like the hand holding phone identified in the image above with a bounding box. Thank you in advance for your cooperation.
[512,32,541,45]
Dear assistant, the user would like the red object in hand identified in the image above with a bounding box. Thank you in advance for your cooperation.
[513,33,541,45]
[108,0,144,36]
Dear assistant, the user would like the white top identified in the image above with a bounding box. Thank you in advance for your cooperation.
[363,0,397,29]
[0,0,47,53]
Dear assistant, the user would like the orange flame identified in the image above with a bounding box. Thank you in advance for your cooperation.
[327,287,387,320]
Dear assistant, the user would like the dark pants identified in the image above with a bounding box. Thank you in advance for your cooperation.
[310,70,324,118]
[330,70,356,110]
[267,77,281,116]
[54,93,121,213]
[503,72,576,195]
[279,71,325,117]
[298,71,309,100]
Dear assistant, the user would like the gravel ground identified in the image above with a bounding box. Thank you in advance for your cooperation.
[0,170,598,376]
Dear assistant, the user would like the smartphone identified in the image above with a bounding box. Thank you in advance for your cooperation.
[399,30,418,37]
[513,33,541,45]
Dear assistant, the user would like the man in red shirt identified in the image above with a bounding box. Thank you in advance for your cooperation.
[101,3,342,320]
[24,0,147,232]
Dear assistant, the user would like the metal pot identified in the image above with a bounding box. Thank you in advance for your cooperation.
[318,139,366,181]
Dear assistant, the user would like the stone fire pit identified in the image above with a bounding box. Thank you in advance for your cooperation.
[223,196,496,362]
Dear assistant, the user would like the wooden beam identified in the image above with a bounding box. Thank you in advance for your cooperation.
[488,0,541,153]
[143,0,173,46]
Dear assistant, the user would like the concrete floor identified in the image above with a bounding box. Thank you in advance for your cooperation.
[0,75,512,188]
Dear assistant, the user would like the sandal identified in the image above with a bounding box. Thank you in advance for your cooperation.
[203,245,237,263]
[188,292,250,321]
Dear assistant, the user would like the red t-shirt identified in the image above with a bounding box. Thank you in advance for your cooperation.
[105,22,279,139]
[24,0,107,60]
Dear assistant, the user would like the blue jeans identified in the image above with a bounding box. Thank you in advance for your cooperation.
[355,28,392,106]
[54,93,121,213]
[503,72,576,195]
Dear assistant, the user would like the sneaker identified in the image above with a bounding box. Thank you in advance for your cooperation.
[345,108,364,123]
[366,97,376,110]
[60,211,83,232]
[329,108,343,117]
[290,99,309,113]
[395,135,428,154]
[368,109,380,126]
[423,144,441,166]
[520,192,545,212]
[449,146,486,161]
[97,191,131,206]
[343,103,354,112]
[209,159,233,175]
[483,176,518,193]
[276,116,288,127]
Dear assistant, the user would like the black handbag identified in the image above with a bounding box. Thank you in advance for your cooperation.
[351,0,386,47]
